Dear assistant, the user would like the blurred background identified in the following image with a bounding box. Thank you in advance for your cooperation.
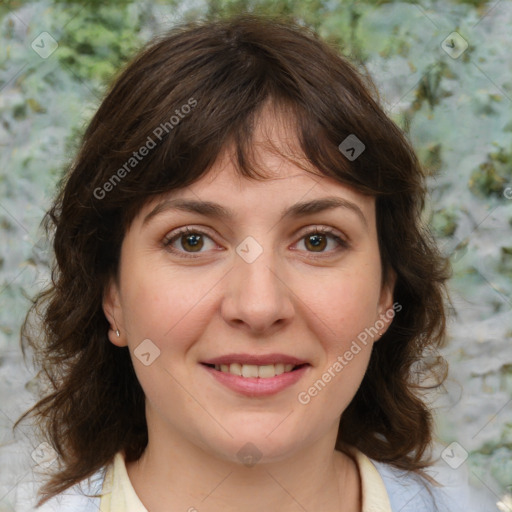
[0,0,511,510]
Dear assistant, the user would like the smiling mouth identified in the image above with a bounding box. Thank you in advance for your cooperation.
[202,362,309,379]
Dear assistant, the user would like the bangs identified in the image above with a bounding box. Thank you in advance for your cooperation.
[81,16,418,231]
[111,93,387,230]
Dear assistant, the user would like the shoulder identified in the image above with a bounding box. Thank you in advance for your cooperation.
[23,468,105,512]
[371,458,472,512]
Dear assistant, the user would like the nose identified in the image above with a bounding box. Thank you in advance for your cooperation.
[220,242,295,336]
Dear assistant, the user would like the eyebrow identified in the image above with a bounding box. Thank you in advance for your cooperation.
[143,196,368,228]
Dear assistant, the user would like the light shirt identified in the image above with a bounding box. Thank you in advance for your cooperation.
[99,449,393,512]
[32,446,471,511]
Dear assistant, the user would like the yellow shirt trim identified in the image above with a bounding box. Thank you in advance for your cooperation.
[347,447,393,512]
[100,449,392,512]
[99,452,147,512]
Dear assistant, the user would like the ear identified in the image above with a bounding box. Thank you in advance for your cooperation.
[376,268,397,339]
[103,278,127,347]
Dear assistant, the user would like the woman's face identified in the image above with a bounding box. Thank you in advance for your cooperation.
[104,112,395,464]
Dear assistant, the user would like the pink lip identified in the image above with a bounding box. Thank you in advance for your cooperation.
[201,353,309,366]
[201,363,310,397]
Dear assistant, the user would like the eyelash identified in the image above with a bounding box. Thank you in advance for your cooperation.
[162,226,350,260]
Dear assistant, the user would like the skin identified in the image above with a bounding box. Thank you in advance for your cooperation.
[104,107,395,512]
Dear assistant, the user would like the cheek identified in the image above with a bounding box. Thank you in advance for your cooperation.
[296,273,378,418]
[300,264,383,338]
[120,260,220,348]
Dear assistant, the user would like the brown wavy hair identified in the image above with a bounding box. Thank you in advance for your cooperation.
[17,12,451,506]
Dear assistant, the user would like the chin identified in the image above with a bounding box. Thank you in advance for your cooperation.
[200,427,309,467]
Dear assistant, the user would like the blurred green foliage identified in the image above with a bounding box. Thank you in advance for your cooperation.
[469,146,512,198]
[54,5,143,84]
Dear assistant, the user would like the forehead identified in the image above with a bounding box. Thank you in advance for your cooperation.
[136,105,376,227]
[136,160,375,242]
[187,151,370,209]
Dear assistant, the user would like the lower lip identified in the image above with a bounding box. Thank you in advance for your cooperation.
[201,364,310,397]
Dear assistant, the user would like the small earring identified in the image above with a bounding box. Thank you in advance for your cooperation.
[115,329,120,337]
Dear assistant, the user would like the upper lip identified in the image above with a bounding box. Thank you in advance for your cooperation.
[201,353,309,366]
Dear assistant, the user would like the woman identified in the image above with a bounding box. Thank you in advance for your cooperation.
[18,13,470,511]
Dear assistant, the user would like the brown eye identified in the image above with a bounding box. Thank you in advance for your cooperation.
[179,232,204,252]
[163,227,217,258]
[304,233,328,252]
[295,227,349,257]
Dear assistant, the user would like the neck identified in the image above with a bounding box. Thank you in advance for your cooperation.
[126,427,361,512]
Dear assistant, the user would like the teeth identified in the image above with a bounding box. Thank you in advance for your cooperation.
[242,364,259,378]
[274,363,285,375]
[258,365,275,378]
[229,363,242,376]
[213,363,299,378]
